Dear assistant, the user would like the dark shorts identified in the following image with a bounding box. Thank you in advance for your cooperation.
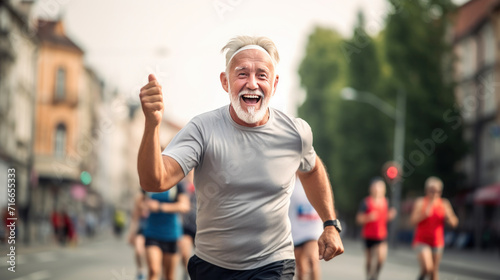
[183,227,196,240]
[187,254,295,280]
[145,237,178,254]
[364,238,385,249]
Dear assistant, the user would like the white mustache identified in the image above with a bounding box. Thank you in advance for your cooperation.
[238,89,264,98]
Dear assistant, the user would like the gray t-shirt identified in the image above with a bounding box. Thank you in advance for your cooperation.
[162,105,316,270]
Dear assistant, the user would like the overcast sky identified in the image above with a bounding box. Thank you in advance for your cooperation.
[33,0,469,125]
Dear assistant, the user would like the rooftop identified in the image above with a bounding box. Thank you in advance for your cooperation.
[37,19,83,53]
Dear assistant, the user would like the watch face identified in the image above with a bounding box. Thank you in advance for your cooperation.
[333,219,342,232]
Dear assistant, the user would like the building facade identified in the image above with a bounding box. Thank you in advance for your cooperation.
[0,0,38,242]
[31,18,88,233]
[453,0,500,249]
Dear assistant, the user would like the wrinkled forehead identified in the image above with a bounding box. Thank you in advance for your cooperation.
[227,49,275,72]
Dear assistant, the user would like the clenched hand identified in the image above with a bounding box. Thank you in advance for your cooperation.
[139,74,164,126]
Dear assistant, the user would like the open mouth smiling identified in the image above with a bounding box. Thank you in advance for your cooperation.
[241,94,262,105]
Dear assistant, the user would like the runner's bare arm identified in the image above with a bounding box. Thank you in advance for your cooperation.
[137,74,185,192]
[443,198,459,228]
[160,193,190,214]
[127,195,141,244]
[298,156,344,261]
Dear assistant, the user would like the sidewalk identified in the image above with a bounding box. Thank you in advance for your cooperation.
[4,234,499,280]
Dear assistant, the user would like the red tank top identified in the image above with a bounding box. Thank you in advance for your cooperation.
[413,197,445,247]
[362,197,389,240]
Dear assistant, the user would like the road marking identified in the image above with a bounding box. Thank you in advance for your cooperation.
[11,270,51,280]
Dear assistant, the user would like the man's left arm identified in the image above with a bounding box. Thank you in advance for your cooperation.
[297,156,344,261]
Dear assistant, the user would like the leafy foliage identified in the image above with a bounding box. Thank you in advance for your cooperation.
[297,1,467,224]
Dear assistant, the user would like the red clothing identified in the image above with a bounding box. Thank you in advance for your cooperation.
[413,197,445,247]
[51,211,63,229]
[362,197,389,240]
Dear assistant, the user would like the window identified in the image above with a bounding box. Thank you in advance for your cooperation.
[483,24,496,65]
[54,123,66,157]
[461,38,476,78]
[55,67,66,100]
[481,71,497,116]
[460,82,476,122]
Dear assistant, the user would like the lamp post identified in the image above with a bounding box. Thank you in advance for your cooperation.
[340,87,406,247]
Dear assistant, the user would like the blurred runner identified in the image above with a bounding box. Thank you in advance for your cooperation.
[113,209,126,238]
[62,209,77,246]
[143,182,189,280]
[289,176,323,280]
[128,189,150,280]
[356,177,397,280]
[51,209,65,244]
[178,171,196,280]
[410,176,458,280]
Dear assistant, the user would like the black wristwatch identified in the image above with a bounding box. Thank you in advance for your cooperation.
[323,219,342,233]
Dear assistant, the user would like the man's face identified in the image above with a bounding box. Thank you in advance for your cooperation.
[370,181,386,198]
[220,49,279,126]
[426,182,442,199]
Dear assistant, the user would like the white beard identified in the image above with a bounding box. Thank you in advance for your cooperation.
[229,88,270,124]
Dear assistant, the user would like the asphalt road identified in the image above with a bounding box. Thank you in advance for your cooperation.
[1,234,498,280]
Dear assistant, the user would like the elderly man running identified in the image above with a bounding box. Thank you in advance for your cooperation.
[138,35,344,280]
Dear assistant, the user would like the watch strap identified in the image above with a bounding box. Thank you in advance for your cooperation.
[323,219,341,232]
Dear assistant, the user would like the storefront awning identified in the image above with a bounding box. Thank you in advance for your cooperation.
[474,184,500,206]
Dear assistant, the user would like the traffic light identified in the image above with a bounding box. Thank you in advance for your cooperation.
[80,171,92,185]
[382,161,401,185]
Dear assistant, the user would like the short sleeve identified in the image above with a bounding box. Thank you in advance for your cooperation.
[294,118,316,172]
[162,119,204,176]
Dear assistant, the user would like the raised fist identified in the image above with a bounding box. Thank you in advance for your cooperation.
[139,74,164,126]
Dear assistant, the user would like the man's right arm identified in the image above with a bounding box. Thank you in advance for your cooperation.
[138,74,185,192]
[355,200,371,225]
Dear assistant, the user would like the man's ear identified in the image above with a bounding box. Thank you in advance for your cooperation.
[272,74,279,96]
[220,72,229,93]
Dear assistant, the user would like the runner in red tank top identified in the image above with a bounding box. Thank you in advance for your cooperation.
[356,178,397,280]
[410,176,458,280]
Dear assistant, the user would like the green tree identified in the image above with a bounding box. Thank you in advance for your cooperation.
[298,26,348,184]
[334,12,392,220]
[298,21,392,227]
[384,0,467,196]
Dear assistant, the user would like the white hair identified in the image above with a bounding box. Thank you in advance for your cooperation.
[221,35,280,71]
[425,176,443,190]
